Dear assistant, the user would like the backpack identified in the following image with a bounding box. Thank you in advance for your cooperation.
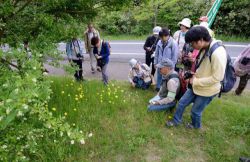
[165,73,186,101]
[102,40,111,54]
[196,42,236,96]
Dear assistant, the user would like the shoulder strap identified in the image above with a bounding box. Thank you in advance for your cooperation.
[166,73,179,84]
[208,42,225,62]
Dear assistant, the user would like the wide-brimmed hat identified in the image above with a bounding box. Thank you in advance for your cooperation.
[178,18,192,28]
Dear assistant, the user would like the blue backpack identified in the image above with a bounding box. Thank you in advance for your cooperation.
[196,42,236,96]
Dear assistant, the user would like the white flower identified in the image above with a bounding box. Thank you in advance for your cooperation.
[17,111,23,117]
[70,140,74,145]
[14,88,19,94]
[2,84,8,88]
[80,139,85,145]
[60,132,63,137]
[79,130,83,134]
[6,108,11,114]
[6,99,12,103]
[32,78,37,83]
[67,131,71,137]
[17,137,20,140]
[33,67,37,70]
[2,145,7,149]
[22,104,28,110]
[88,133,93,137]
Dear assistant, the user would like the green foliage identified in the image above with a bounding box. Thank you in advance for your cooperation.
[213,0,250,36]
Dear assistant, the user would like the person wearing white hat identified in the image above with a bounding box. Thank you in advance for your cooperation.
[128,58,153,89]
[144,26,162,76]
[173,18,192,56]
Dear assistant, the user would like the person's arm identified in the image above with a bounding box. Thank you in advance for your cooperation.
[171,41,179,65]
[143,37,151,51]
[78,40,83,56]
[173,31,179,41]
[100,43,110,59]
[193,47,227,87]
[154,44,159,66]
[157,79,178,105]
[128,70,135,87]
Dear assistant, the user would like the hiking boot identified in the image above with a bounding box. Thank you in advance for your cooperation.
[155,88,160,92]
[96,66,101,72]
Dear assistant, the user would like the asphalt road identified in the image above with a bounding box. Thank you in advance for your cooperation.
[58,41,249,63]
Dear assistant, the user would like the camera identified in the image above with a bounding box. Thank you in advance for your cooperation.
[182,43,194,69]
[184,71,193,80]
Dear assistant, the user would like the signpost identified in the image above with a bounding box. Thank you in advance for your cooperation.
[207,0,223,28]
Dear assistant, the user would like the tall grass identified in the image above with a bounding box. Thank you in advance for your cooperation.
[47,76,250,162]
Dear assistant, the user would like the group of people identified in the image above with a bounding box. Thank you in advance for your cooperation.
[129,16,249,129]
[66,23,110,85]
[65,18,249,129]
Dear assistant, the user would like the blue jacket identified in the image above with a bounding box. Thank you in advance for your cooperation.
[154,37,179,65]
[66,39,83,60]
[93,41,110,64]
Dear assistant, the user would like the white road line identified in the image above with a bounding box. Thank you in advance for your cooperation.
[110,42,248,48]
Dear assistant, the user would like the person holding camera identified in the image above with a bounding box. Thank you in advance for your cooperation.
[148,59,180,111]
[66,37,84,81]
[91,36,110,86]
[234,45,250,95]
[154,28,179,92]
[143,26,162,76]
[166,26,227,129]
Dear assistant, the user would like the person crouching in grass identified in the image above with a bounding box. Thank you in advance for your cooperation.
[91,37,110,86]
[128,58,154,90]
[148,59,180,111]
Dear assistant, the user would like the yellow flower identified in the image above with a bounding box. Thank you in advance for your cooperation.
[64,112,67,116]
[52,107,56,111]
[73,108,77,111]
[72,123,76,126]
[123,100,126,103]
[168,116,172,119]
[79,95,83,99]
[109,101,111,104]
[100,100,103,103]
[115,95,118,99]
[61,91,64,94]
[68,94,71,97]
[70,83,73,86]
[75,98,79,101]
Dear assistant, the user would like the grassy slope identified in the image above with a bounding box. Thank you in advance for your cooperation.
[48,76,250,162]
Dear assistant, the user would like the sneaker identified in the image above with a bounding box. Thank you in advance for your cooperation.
[165,121,178,127]
[96,67,101,72]
[239,157,250,162]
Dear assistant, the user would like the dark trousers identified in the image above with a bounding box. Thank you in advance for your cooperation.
[145,54,155,76]
[72,59,83,80]
[235,74,249,95]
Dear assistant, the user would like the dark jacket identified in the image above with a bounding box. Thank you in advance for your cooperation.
[143,35,159,55]
[93,41,110,64]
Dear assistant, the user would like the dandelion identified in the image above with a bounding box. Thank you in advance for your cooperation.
[70,140,74,145]
[52,107,56,111]
[88,133,93,137]
[1,145,7,149]
[79,130,83,134]
[168,116,172,119]
[61,91,65,94]
[50,80,54,83]
[79,95,83,99]
[115,95,118,99]
[33,67,37,70]
[100,100,103,103]
[73,108,77,111]
[68,94,71,97]
[109,101,111,104]
[70,83,73,86]
[72,123,76,126]
[66,84,69,87]
[64,112,68,116]
[80,139,85,145]
[67,131,71,137]
[60,132,63,137]
[123,100,126,103]
[75,98,79,101]
[170,133,173,136]
[17,111,23,117]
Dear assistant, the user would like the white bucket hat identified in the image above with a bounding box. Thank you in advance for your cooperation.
[129,58,138,68]
[178,18,192,28]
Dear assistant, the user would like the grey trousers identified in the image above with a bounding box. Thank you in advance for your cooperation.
[101,63,109,85]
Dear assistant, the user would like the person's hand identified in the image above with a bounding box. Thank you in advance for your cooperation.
[147,47,152,52]
[131,82,135,87]
[150,101,159,105]
[189,73,196,85]
[97,56,102,59]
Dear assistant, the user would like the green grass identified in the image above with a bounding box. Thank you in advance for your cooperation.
[47,76,250,162]
[102,33,250,43]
